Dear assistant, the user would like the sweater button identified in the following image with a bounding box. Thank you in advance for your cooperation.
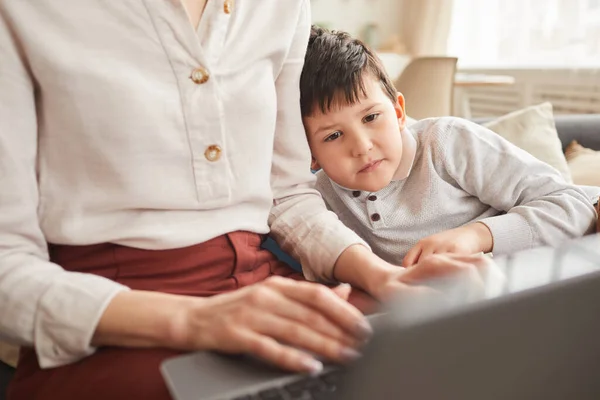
[368,195,377,201]
[352,191,361,197]
[370,213,381,222]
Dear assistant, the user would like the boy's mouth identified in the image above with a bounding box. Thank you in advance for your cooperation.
[359,159,383,173]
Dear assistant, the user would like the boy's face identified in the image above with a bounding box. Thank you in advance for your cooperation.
[304,77,406,192]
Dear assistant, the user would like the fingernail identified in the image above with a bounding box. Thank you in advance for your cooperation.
[301,358,323,374]
[340,347,362,361]
[357,319,373,337]
[336,283,351,290]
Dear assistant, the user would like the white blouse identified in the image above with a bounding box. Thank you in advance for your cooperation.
[0,0,364,368]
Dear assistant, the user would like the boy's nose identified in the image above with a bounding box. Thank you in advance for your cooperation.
[351,135,373,157]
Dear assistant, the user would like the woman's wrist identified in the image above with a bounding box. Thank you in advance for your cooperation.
[92,290,202,350]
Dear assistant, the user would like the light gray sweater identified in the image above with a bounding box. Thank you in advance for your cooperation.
[316,117,597,265]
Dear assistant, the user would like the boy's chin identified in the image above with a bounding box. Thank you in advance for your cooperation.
[351,177,391,193]
[355,183,389,192]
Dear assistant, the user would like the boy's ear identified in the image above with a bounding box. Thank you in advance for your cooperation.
[311,157,321,171]
[394,92,407,129]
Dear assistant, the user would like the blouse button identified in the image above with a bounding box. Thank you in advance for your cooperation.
[370,213,381,222]
[191,67,210,84]
[352,191,361,198]
[204,145,222,162]
[224,0,234,14]
[368,195,377,201]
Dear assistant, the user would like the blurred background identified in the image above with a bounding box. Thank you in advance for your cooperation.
[311,0,600,118]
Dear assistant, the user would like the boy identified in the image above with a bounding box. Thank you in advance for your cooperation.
[300,26,597,267]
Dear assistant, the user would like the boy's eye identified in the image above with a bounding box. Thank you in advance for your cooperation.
[363,113,379,123]
[324,131,342,142]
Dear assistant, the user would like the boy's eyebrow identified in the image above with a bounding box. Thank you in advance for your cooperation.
[310,103,382,136]
[312,123,338,137]
[358,104,378,114]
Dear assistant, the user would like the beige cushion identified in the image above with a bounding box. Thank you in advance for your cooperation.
[565,140,600,233]
[483,102,572,183]
[0,340,19,367]
[565,140,600,187]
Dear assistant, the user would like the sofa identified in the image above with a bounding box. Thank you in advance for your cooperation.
[1,114,599,399]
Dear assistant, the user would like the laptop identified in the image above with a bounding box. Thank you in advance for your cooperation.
[161,234,600,400]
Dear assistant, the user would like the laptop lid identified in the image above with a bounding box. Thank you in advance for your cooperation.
[161,234,600,400]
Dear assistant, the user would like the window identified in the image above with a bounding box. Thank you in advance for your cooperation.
[448,0,600,68]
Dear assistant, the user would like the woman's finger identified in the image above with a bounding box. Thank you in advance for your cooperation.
[249,311,362,364]
[248,283,360,349]
[263,277,372,339]
[235,329,324,373]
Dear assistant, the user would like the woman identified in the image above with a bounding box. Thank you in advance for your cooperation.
[0,1,483,398]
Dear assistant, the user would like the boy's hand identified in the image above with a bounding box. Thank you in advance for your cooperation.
[402,223,493,267]
[333,238,494,306]
[369,253,496,302]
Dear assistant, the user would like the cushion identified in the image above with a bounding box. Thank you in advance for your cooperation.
[483,102,573,183]
[565,140,600,187]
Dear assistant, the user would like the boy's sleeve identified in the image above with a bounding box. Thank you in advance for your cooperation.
[267,0,368,282]
[434,118,596,255]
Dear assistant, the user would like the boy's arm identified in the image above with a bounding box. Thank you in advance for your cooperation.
[438,118,596,255]
[267,0,377,283]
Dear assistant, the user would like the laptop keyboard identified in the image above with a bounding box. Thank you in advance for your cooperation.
[231,369,344,400]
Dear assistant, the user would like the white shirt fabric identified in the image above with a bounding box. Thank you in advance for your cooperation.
[316,117,598,265]
[0,0,365,368]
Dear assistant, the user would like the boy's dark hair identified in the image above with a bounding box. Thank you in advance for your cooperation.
[300,25,397,117]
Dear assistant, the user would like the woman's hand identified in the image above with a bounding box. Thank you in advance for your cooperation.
[402,223,493,267]
[171,277,372,373]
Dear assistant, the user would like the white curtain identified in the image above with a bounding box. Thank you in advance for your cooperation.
[398,0,455,56]
[447,0,600,67]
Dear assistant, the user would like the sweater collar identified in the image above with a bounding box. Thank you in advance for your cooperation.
[391,126,417,181]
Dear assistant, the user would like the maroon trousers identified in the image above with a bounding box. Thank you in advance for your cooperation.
[8,232,376,400]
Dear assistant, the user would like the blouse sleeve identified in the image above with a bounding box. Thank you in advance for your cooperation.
[0,8,128,368]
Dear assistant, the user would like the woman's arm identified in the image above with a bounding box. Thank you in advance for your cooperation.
[95,279,372,373]
[0,5,370,372]
[0,7,129,368]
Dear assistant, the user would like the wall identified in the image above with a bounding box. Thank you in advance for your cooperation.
[310,0,401,48]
